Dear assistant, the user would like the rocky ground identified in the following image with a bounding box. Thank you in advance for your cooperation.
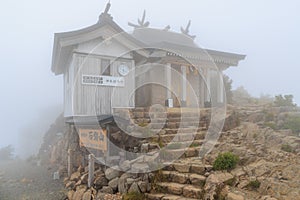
[2,105,299,200]
[61,106,300,200]
[0,159,67,200]
[202,121,300,200]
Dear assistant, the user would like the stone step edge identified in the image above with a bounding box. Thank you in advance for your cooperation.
[160,170,206,186]
[145,193,199,200]
[162,161,212,175]
[155,182,203,199]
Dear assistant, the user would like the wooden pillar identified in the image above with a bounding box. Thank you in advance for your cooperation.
[181,66,187,106]
[88,154,95,188]
[200,71,205,108]
[218,71,224,103]
[204,68,211,102]
[106,124,110,158]
[166,63,172,99]
[67,149,73,177]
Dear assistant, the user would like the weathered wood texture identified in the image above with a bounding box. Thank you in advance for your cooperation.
[67,149,73,177]
[62,36,136,117]
[88,154,95,188]
[64,53,135,117]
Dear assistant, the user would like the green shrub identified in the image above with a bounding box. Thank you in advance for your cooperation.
[224,177,236,186]
[122,192,145,200]
[213,152,239,171]
[151,137,164,148]
[264,112,275,122]
[283,116,300,134]
[274,94,296,107]
[158,139,164,148]
[253,133,258,139]
[190,143,200,148]
[281,144,294,153]
[264,122,277,130]
[138,122,148,127]
[223,74,233,104]
[246,180,261,190]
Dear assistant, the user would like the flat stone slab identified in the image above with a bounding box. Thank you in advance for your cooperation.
[182,185,203,199]
[173,163,191,173]
[189,173,206,185]
[146,193,164,200]
[146,193,199,200]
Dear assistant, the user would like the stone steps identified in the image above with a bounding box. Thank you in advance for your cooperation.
[130,111,207,119]
[146,193,199,200]
[150,116,207,122]
[161,128,206,135]
[155,182,203,199]
[163,159,212,176]
[157,131,206,143]
[164,139,203,148]
[160,147,201,160]
[148,121,205,129]
[135,126,204,133]
[161,171,206,186]
[145,158,212,199]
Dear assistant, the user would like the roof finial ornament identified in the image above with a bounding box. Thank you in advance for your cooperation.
[98,1,113,22]
[128,10,150,28]
[181,20,196,40]
[104,1,111,14]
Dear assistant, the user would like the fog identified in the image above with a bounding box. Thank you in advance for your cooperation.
[0,0,299,157]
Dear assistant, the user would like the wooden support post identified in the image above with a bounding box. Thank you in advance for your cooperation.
[67,149,72,177]
[218,71,224,103]
[205,69,211,102]
[104,124,110,170]
[181,65,187,106]
[200,75,205,108]
[88,154,95,188]
[166,63,172,99]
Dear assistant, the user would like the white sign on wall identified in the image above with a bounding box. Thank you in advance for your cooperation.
[82,75,125,87]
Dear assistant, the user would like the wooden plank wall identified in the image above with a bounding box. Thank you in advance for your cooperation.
[70,54,135,116]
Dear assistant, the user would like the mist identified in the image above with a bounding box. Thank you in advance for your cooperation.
[0,0,299,157]
[17,105,62,158]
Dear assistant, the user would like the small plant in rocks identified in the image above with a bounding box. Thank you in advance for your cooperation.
[122,192,145,200]
[213,152,239,171]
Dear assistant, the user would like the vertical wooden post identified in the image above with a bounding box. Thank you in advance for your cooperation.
[106,124,110,158]
[218,71,224,103]
[67,149,72,177]
[181,65,187,105]
[166,63,172,99]
[104,124,110,170]
[200,74,205,108]
[88,154,95,188]
[204,68,211,102]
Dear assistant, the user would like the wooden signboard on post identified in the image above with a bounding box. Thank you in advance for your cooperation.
[79,128,108,152]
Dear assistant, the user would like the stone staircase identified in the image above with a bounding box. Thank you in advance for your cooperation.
[127,108,211,199]
[129,108,210,160]
[113,107,239,199]
[146,158,213,200]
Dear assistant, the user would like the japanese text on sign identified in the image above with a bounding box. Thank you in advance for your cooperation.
[79,129,107,151]
[82,75,125,87]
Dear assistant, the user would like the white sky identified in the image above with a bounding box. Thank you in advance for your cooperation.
[0,0,299,155]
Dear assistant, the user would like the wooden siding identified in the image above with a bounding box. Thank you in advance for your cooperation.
[69,53,134,116]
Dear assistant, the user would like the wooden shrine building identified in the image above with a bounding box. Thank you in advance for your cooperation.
[51,3,245,120]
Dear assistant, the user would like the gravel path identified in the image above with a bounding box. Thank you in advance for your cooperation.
[0,160,67,200]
